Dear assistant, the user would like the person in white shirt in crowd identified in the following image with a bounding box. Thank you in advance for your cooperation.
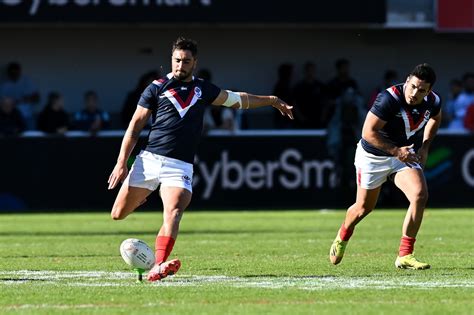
[447,72,474,131]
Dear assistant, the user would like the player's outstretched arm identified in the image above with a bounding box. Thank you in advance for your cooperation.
[212,90,293,120]
[108,106,151,190]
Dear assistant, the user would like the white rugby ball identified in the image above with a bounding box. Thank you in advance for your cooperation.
[120,238,155,270]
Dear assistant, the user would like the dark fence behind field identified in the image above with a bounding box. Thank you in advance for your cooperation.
[0,130,473,211]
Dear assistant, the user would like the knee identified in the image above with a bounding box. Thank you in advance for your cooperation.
[111,207,126,220]
[352,203,373,218]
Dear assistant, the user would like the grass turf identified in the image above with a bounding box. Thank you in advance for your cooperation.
[0,209,472,314]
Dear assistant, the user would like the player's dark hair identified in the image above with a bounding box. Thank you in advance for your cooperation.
[172,37,198,57]
[410,63,436,87]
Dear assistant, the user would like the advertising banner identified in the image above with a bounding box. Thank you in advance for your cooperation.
[0,0,386,24]
[0,134,472,211]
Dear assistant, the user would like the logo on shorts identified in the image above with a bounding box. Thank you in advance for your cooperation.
[194,87,202,98]
[182,175,192,186]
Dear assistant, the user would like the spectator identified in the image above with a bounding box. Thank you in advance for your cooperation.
[442,79,463,128]
[199,69,236,132]
[37,92,69,135]
[121,70,160,128]
[292,62,327,129]
[0,96,25,137]
[0,62,40,130]
[326,58,359,101]
[326,59,359,124]
[326,87,366,190]
[447,73,474,131]
[73,90,110,134]
[272,63,294,129]
[367,70,398,109]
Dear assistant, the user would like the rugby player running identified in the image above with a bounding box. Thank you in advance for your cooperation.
[108,37,293,281]
[329,64,442,270]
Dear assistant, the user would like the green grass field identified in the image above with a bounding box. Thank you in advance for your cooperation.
[0,209,472,314]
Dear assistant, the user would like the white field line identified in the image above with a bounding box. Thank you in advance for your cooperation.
[3,303,163,311]
[0,270,473,290]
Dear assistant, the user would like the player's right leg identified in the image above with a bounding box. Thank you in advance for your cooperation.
[330,185,380,265]
[147,155,193,282]
[330,142,386,265]
[147,186,191,282]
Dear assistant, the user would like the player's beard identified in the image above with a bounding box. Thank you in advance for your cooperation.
[174,70,192,81]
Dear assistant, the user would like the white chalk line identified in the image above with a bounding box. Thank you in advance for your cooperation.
[0,270,472,290]
[2,302,165,311]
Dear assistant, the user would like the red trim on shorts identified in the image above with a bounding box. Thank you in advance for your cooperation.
[357,167,362,186]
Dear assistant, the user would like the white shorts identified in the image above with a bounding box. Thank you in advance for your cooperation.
[354,142,422,190]
[123,150,193,193]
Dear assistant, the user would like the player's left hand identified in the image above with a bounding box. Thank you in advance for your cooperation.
[108,163,129,190]
[272,97,294,120]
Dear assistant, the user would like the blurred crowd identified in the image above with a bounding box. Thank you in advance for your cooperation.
[1,60,473,139]
[0,62,112,137]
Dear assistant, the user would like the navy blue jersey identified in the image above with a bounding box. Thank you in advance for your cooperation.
[361,84,441,156]
[138,73,221,163]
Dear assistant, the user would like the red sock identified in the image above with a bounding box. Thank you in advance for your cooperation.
[339,223,354,241]
[155,236,175,265]
[399,236,416,257]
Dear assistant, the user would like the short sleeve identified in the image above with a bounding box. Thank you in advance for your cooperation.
[370,91,398,121]
[430,92,442,117]
[137,83,158,110]
[201,80,221,104]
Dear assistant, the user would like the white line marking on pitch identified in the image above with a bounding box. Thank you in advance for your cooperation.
[0,270,472,290]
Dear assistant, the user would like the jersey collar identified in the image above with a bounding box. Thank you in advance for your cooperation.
[167,72,195,82]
